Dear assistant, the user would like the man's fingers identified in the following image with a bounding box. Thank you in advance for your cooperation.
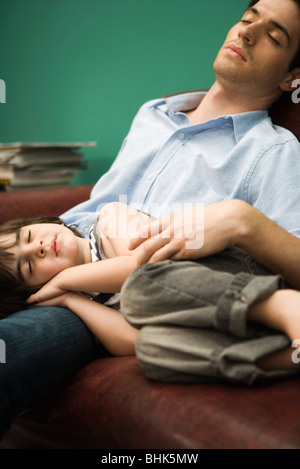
[128,236,144,251]
[136,237,186,265]
[147,239,186,263]
[135,236,171,264]
[128,217,170,250]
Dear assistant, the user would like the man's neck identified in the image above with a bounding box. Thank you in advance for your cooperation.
[186,81,277,125]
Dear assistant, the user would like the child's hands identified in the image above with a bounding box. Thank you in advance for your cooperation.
[27,271,67,305]
[32,292,70,308]
[29,291,85,309]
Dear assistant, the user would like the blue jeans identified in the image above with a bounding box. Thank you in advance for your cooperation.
[0,306,107,439]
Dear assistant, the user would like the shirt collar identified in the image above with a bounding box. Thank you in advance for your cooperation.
[150,91,206,113]
[231,110,270,142]
[152,91,270,143]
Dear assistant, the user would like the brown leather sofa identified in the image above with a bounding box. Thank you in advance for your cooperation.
[1,91,300,449]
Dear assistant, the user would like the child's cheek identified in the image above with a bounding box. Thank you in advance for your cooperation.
[40,262,60,283]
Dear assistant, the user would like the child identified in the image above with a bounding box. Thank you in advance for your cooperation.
[1,200,300,374]
[0,201,153,357]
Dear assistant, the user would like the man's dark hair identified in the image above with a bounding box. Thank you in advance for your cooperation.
[0,215,83,318]
[247,0,300,69]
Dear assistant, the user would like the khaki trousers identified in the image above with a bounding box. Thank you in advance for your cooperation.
[121,248,297,385]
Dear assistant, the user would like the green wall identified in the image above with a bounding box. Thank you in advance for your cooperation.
[0,0,248,185]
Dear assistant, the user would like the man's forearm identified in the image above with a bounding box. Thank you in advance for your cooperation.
[235,200,300,289]
[128,199,300,289]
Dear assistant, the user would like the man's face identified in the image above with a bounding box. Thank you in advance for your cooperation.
[213,0,300,97]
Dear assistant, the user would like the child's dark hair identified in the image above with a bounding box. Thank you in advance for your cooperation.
[0,215,82,319]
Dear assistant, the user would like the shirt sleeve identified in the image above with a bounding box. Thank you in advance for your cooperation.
[245,137,300,237]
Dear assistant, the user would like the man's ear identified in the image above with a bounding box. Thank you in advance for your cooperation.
[280,68,300,92]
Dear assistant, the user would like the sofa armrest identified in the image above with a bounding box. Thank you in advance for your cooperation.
[0,185,93,223]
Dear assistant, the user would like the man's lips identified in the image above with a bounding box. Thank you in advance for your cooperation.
[225,44,247,61]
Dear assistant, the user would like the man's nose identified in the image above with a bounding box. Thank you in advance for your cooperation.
[238,22,259,46]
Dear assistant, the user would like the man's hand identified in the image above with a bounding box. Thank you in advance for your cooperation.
[129,200,247,264]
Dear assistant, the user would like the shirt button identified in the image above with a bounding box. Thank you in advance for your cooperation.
[178,133,185,140]
[147,174,153,180]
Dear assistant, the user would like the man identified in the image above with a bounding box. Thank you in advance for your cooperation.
[116,0,300,382]
[0,0,300,438]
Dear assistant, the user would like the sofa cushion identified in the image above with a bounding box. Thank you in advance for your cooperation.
[1,356,300,449]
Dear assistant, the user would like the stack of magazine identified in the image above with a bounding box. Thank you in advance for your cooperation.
[0,141,97,191]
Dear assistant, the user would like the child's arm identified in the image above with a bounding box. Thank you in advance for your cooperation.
[28,251,138,304]
[37,291,137,356]
[63,255,138,292]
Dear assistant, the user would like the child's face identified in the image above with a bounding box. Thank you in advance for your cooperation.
[0,222,85,288]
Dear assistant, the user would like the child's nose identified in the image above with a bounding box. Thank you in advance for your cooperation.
[26,240,45,257]
[38,240,45,257]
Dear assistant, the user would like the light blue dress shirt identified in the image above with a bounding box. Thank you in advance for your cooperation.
[62,92,300,238]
